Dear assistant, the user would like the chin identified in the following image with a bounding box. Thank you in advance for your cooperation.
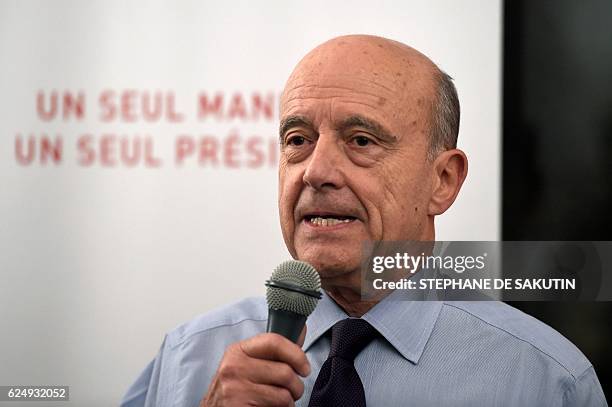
[296,244,363,279]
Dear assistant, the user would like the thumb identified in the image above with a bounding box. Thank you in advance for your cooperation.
[296,324,307,347]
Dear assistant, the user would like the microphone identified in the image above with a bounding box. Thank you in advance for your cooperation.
[265,260,322,343]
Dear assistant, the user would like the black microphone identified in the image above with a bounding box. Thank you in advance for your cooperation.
[265,260,322,343]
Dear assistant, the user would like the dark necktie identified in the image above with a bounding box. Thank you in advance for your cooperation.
[308,318,378,407]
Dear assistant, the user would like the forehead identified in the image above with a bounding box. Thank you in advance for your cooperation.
[280,39,434,135]
[281,75,398,123]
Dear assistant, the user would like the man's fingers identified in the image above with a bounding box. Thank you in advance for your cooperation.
[202,333,311,407]
[248,383,295,407]
[248,359,305,400]
[240,333,311,377]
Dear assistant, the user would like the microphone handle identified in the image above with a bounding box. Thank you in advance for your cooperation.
[266,308,307,343]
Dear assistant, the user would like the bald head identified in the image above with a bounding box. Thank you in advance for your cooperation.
[285,35,436,85]
[281,35,459,157]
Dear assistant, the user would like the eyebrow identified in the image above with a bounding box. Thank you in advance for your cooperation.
[337,115,397,143]
[278,114,397,143]
[279,115,313,142]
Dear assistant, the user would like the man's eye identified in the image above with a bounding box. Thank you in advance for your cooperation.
[351,135,373,147]
[286,135,306,146]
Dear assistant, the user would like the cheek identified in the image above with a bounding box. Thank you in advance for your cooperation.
[377,163,432,238]
[346,171,393,241]
[355,188,384,240]
[278,161,303,237]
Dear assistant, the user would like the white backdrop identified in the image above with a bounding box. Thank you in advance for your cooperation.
[0,1,500,405]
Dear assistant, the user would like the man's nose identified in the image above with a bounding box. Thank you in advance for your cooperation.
[302,135,346,190]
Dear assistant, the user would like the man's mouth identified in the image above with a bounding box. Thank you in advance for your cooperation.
[304,214,357,227]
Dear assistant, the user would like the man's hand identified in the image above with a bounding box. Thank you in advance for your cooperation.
[200,328,310,407]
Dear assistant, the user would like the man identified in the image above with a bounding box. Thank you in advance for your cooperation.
[122,35,607,406]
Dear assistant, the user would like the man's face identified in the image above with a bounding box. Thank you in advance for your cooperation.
[278,37,436,283]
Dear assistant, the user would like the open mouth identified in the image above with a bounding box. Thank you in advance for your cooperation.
[304,214,357,227]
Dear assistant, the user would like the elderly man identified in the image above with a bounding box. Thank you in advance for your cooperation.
[122,35,606,407]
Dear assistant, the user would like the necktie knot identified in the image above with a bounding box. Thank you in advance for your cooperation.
[329,318,378,360]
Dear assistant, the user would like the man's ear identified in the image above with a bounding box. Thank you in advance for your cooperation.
[428,149,468,215]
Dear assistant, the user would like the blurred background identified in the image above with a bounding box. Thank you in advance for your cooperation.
[0,0,609,405]
[0,1,500,405]
[504,0,612,400]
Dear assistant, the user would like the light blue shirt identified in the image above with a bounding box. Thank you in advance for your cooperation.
[122,291,607,406]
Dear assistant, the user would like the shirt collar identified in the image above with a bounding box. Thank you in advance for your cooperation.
[303,290,347,353]
[303,289,442,365]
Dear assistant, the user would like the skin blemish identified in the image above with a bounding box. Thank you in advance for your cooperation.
[417,98,424,107]
[378,97,387,106]
[396,72,402,77]
[412,120,417,126]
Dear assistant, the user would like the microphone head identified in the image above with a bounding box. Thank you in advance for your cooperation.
[266,260,322,316]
